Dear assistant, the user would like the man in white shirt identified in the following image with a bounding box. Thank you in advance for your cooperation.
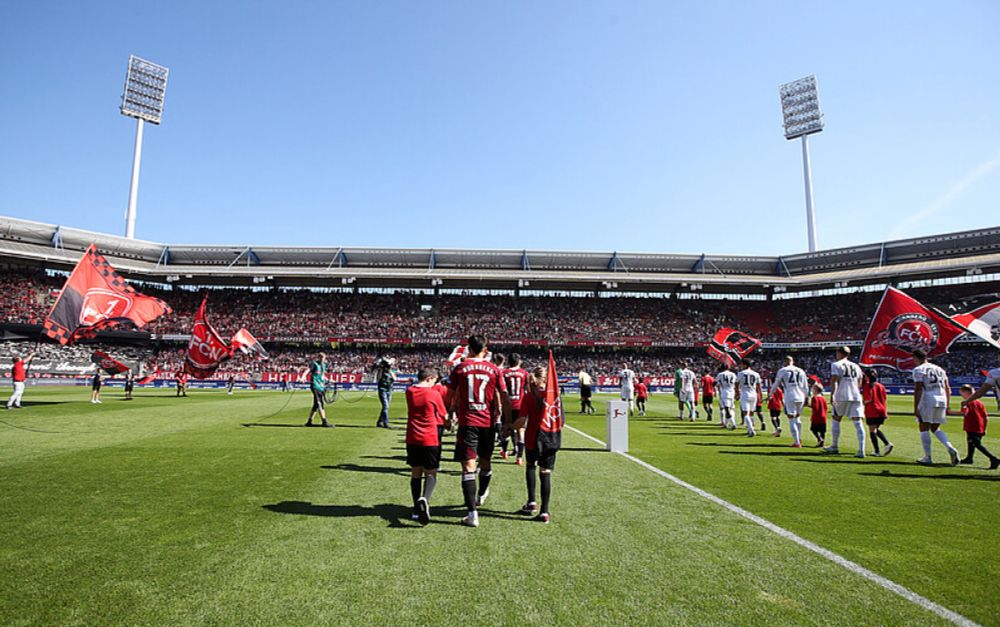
[824,346,868,457]
[911,349,960,466]
[736,358,762,437]
[678,361,698,421]
[619,365,636,415]
[773,355,809,448]
[715,364,737,430]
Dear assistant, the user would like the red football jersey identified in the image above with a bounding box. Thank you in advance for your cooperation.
[433,383,451,424]
[963,399,988,434]
[810,395,828,424]
[12,360,26,382]
[449,358,507,428]
[503,367,529,411]
[405,385,447,446]
[702,375,715,396]
[635,382,648,399]
[521,389,545,450]
[862,381,887,418]
[767,387,784,411]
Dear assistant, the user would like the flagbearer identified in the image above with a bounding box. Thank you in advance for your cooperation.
[6,350,36,410]
[305,352,333,428]
[519,352,564,524]
[90,372,103,404]
[175,369,188,397]
[124,369,135,401]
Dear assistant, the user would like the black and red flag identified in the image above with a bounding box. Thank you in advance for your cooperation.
[537,350,564,452]
[184,296,233,379]
[42,244,171,344]
[91,350,129,375]
[860,287,969,371]
[706,328,762,368]
[231,328,268,359]
[136,368,159,385]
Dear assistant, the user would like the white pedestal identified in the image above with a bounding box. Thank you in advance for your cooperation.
[606,399,629,453]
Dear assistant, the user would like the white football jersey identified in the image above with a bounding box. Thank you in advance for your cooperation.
[984,367,1000,397]
[912,362,948,407]
[737,369,761,395]
[619,369,635,392]
[775,365,809,403]
[715,371,736,395]
[830,359,863,402]
[680,368,696,393]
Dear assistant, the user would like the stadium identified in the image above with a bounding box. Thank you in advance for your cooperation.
[3,4,1000,627]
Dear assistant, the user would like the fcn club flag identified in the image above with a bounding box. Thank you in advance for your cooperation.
[860,287,969,371]
[950,301,1000,350]
[706,328,762,368]
[231,328,269,359]
[184,296,233,379]
[537,350,563,452]
[42,244,171,344]
[91,350,129,375]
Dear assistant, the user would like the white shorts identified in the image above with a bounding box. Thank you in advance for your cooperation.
[917,406,947,424]
[740,395,758,413]
[833,400,864,419]
[679,389,694,403]
[783,400,805,417]
[718,394,734,409]
[620,389,634,401]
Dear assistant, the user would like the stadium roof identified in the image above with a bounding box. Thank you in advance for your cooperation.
[2,215,999,294]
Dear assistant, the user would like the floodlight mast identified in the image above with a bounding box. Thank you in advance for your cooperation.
[120,55,168,239]
[779,75,823,253]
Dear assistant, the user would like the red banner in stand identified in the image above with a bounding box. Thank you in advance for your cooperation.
[860,287,969,371]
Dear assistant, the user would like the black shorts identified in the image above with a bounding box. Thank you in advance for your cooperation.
[865,417,886,427]
[527,447,557,470]
[311,389,325,411]
[702,394,714,404]
[770,409,781,419]
[124,382,134,392]
[811,422,827,434]
[580,385,592,399]
[92,381,101,391]
[454,425,495,462]
[406,444,441,470]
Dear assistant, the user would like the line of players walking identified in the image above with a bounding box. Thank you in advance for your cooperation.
[615,346,999,469]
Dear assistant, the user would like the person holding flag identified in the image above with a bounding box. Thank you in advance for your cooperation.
[124,369,135,401]
[519,351,564,524]
[6,350,36,410]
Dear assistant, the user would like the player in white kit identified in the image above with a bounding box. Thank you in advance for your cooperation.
[736,358,762,437]
[678,362,698,421]
[715,365,737,429]
[911,349,960,466]
[619,364,636,415]
[773,355,810,448]
[825,346,867,458]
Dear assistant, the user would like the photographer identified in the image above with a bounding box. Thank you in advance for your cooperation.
[374,356,397,428]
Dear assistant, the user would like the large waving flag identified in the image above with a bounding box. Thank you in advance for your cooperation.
[184,296,233,379]
[860,287,969,371]
[950,301,1000,350]
[42,244,171,344]
[91,350,129,375]
[706,328,761,368]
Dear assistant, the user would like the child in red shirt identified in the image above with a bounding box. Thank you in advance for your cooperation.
[809,383,828,448]
[635,379,649,416]
[767,386,784,436]
[862,369,893,457]
[949,384,1000,469]
[406,367,448,525]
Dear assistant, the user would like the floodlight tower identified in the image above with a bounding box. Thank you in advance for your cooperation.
[779,75,824,252]
[120,55,169,239]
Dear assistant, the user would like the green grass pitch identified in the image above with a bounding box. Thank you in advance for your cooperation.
[0,387,997,626]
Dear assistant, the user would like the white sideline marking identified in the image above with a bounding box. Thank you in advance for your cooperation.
[566,425,979,627]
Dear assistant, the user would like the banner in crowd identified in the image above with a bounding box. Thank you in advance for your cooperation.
[90,350,129,375]
[706,327,762,368]
[184,296,234,379]
[860,287,969,371]
[42,244,172,345]
[950,301,1000,350]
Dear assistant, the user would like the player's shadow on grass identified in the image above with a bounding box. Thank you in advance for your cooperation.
[718,450,820,458]
[262,500,463,527]
[859,471,1000,481]
[789,457,914,466]
[686,441,793,448]
[322,463,410,476]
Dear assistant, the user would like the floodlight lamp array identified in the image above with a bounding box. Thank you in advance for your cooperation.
[779,75,823,139]
[121,55,169,124]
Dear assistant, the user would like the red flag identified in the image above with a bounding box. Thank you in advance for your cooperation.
[950,301,1000,349]
[706,328,761,368]
[42,244,171,344]
[860,287,969,371]
[231,328,268,359]
[184,295,233,379]
[136,368,159,385]
[91,350,129,375]
[537,350,564,451]
[445,344,467,367]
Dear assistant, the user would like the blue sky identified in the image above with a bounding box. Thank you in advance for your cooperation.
[0,1,997,255]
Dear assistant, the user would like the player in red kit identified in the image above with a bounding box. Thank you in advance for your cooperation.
[405,367,448,525]
[701,373,715,423]
[635,378,649,416]
[949,384,1000,469]
[448,334,510,527]
[501,354,529,464]
[767,385,784,436]
[809,383,828,447]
